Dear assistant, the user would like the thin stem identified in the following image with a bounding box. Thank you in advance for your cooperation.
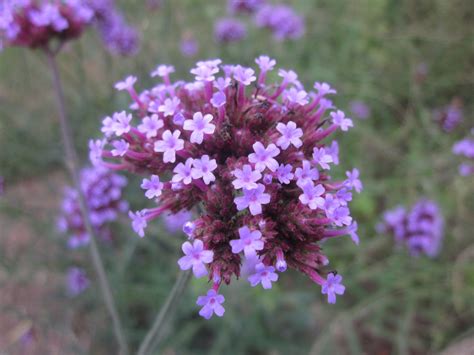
[137,271,192,355]
[46,50,129,355]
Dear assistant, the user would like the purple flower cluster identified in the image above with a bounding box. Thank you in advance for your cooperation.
[90,56,362,318]
[228,0,265,14]
[254,4,304,40]
[349,100,371,120]
[57,166,128,248]
[378,200,444,257]
[452,132,474,176]
[180,35,199,57]
[214,18,247,44]
[0,0,94,50]
[67,267,90,296]
[87,0,139,56]
[434,100,463,132]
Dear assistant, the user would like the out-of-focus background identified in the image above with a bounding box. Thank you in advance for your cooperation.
[1,0,473,354]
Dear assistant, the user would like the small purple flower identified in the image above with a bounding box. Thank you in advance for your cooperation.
[326,141,339,165]
[158,97,181,117]
[295,160,319,186]
[88,139,104,166]
[183,112,216,144]
[299,182,325,210]
[67,267,90,296]
[141,175,164,199]
[348,221,359,245]
[192,155,218,185]
[115,76,137,91]
[234,184,271,215]
[214,77,231,91]
[191,63,219,82]
[214,18,247,43]
[173,158,195,185]
[276,121,303,150]
[248,263,278,289]
[276,164,294,184]
[154,130,185,163]
[112,111,133,136]
[332,206,352,227]
[345,169,363,193]
[255,55,276,72]
[232,164,262,190]
[138,114,164,138]
[248,142,280,172]
[331,110,353,131]
[278,69,299,86]
[180,37,199,57]
[255,4,305,40]
[196,289,225,319]
[350,100,371,120]
[129,210,148,237]
[321,273,345,304]
[211,91,226,108]
[111,139,129,157]
[230,226,264,257]
[178,239,214,278]
[312,147,333,170]
[233,66,257,86]
[151,64,175,78]
[314,82,336,97]
[283,88,308,106]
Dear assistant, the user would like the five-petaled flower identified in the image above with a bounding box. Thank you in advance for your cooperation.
[299,182,325,210]
[230,226,264,258]
[183,112,216,144]
[248,142,280,172]
[173,158,195,185]
[141,175,164,199]
[321,273,345,304]
[178,239,214,278]
[154,130,185,163]
[232,165,262,190]
[192,155,218,184]
[196,289,225,319]
[248,263,279,289]
[234,184,271,215]
[276,121,303,150]
[331,110,353,131]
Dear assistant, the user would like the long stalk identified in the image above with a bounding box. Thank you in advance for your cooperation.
[137,271,192,355]
[46,50,129,355]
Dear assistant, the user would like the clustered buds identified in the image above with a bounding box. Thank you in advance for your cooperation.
[0,0,94,50]
[378,200,444,257]
[433,99,463,133]
[90,56,362,318]
[254,4,305,40]
[57,166,128,248]
[452,131,474,176]
[87,0,140,56]
[214,18,247,43]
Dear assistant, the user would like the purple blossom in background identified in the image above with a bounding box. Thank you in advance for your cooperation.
[67,267,90,296]
[180,35,199,57]
[228,0,265,14]
[214,18,247,43]
[87,0,140,56]
[378,199,444,257]
[349,100,371,120]
[58,166,128,248]
[433,99,463,132]
[254,4,304,40]
[0,0,94,50]
[89,56,362,317]
[163,210,193,234]
[452,134,474,176]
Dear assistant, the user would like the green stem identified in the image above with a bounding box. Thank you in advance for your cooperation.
[46,50,129,355]
[137,271,192,355]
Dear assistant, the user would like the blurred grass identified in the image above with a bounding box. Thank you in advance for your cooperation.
[0,0,473,354]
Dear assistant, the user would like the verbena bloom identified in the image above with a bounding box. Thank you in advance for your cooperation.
[378,200,444,257]
[89,57,362,317]
[228,0,265,14]
[345,168,363,193]
[248,263,278,289]
[434,99,463,133]
[214,18,247,43]
[183,112,216,144]
[321,273,345,304]
[196,289,225,319]
[234,184,271,215]
[180,35,199,57]
[230,226,264,257]
[57,166,128,248]
[178,239,214,278]
[452,134,474,176]
[67,267,90,296]
[254,4,304,40]
[141,175,163,199]
[349,100,371,120]
[0,0,93,50]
